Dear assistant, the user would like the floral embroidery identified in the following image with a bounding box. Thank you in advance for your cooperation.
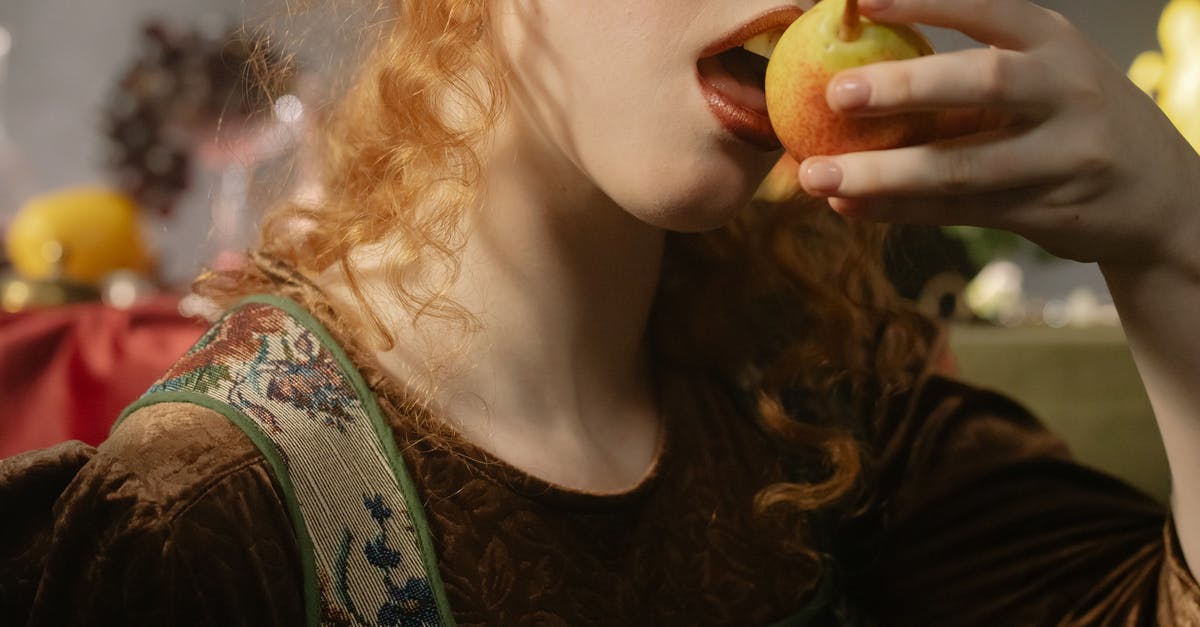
[336,493,439,627]
[365,494,394,523]
[141,300,448,626]
[378,578,436,627]
[147,304,359,434]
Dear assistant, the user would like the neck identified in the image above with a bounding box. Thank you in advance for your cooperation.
[324,105,667,490]
[447,115,666,431]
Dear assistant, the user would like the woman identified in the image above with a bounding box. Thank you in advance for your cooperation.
[4,0,1199,624]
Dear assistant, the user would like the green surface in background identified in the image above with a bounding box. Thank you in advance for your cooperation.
[948,324,1169,503]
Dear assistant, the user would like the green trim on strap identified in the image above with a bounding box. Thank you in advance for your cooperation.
[118,391,322,627]
[236,294,458,626]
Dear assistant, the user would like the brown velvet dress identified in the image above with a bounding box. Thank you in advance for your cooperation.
[2,269,1198,626]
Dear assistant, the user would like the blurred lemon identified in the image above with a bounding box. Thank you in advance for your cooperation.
[4,187,150,284]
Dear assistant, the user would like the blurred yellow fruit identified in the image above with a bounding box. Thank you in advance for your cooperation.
[1128,51,1166,94]
[1159,0,1200,58]
[1131,0,1200,152]
[4,187,150,284]
[754,154,805,203]
[1160,61,1200,149]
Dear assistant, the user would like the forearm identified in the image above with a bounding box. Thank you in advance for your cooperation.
[1101,258,1200,577]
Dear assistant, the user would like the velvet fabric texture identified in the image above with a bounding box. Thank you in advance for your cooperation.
[1,271,1198,625]
[5,373,1199,625]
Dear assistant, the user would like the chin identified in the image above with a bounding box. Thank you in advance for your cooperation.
[626,169,770,233]
[621,189,750,233]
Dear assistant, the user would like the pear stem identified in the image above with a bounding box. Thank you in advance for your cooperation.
[839,0,863,42]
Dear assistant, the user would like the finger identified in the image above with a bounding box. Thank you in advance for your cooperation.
[934,108,1025,141]
[827,185,1053,228]
[859,0,1066,51]
[800,126,1077,199]
[827,48,1058,117]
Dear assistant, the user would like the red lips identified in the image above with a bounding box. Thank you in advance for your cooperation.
[699,6,806,58]
[697,7,805,150]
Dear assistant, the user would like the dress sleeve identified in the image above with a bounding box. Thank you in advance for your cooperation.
[22,402,306,627]
[846,376,1200,626]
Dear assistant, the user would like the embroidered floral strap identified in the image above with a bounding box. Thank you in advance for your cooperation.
[117,295,455,627]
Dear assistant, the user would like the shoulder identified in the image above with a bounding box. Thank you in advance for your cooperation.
[29,402,304,625]
[880,375,1071,464]
[846,379,1171,627]
[869,375,1076,517]
[96,401,270,508]
[59,398,288,543]
[69,401,295,563]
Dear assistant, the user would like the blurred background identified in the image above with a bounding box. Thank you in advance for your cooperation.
[0,0,1195,502]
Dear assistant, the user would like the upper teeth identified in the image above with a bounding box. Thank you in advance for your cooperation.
[741,30,784,59]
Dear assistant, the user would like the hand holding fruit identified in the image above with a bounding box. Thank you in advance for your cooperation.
[773,0,1200,276]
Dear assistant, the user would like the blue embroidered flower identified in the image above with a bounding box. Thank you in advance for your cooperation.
[364,493,394,523]
[377,577,437,627]
[364,532,403,570]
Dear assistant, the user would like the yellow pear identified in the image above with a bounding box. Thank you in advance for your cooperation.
[764,0,935,161]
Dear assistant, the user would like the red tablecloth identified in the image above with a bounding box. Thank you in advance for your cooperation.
[0,296,206,458]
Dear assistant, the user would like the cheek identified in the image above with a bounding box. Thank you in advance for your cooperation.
[550,49,782,230]
[492,1,783,230]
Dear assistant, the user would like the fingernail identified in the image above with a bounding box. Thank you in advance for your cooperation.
[860,0,893,10]
[802,160,843,193]
[830,76,871,111]
[829,197,868,216]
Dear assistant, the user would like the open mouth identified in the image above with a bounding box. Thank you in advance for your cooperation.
[696,22,788,150]
[697,44,773,115]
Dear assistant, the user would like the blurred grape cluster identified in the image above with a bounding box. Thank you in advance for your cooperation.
[102,21,293,217]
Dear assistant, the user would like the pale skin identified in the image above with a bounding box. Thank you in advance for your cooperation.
[321,0,1200,580]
